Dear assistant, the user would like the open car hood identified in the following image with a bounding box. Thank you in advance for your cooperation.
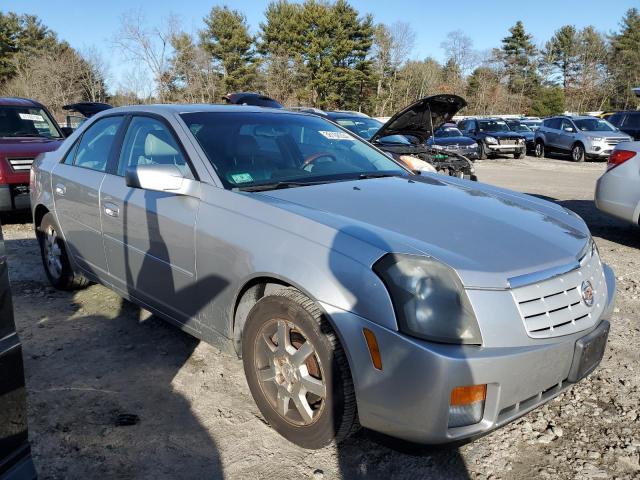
[370,94,467,144]
[62,102,113,118]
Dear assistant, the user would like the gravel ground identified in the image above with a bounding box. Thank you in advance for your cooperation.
[2,155,639,480]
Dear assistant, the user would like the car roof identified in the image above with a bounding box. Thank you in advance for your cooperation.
[0,96,45,108]
[99,103,306,117]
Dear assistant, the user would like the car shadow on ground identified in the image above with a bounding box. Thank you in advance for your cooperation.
[527,194,640,249]
[11,275,226,479]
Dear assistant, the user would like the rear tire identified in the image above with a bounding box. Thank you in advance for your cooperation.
[478,142,488,160]
[571,143,585,162]
[242,287,359,449]
[534,140,545,158]
[37,212,90,290]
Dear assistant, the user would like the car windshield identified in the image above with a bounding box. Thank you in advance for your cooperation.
[574,118,616,132]
[332,117,382,140]
[478,120,509,133]
[507,123,532,132]
[181,111,407,189]
[435,127,463,137]
[0,106,62,139]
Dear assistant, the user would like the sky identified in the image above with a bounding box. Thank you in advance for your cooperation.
[3,0,638,93]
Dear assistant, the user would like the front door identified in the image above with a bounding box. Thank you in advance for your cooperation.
[100,115,200,324]
[51,115,125,277]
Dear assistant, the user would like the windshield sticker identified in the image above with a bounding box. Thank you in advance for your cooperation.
[319,130,354,140]
[19,113,44,122]
[230,173,253,184]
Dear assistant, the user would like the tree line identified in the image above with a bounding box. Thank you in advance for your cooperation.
[1,3,639,118]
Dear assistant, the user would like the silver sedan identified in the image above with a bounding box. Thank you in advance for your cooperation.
[31,104,615,448]
[595,141,640,226]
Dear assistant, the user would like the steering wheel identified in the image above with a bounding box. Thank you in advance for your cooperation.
[302,152,337,169]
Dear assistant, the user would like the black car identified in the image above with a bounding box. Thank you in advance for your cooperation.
[426,123,479,160]
[607,111,640,141]
[0,223,36,479]
[503,119,535,152]
[223,92,284,109]
[457,118,526,159]
[319,96,476,180]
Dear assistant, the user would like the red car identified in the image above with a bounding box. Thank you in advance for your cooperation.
[0,97,66,212]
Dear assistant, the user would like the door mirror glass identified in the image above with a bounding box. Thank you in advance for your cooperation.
[125,164,199,197]
[564,126,574,132]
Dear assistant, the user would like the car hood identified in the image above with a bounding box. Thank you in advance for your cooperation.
[432,136,477,146]
[0,137,63,156]
[481,131,525,139]
[255,176,590,289]
[371,95,467,144]
[582,130,632,139]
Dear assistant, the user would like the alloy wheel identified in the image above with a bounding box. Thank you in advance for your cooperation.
[572,145,584,162]
[535,142,544,157]
[43,225,63,280]
[254,318,327,426]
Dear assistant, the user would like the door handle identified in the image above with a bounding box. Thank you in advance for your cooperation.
[103,202,120,218]
[54,184,66,196]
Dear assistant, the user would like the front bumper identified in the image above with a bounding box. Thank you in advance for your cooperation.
[323,263,616,444]
[487,144,525,154]
[0,184,30,212]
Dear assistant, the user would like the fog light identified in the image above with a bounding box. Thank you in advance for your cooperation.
[448,384,486,428]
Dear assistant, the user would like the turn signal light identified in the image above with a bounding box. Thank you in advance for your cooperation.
[607,150,636,171]
[450,384,487,406]
[362,328,382,370]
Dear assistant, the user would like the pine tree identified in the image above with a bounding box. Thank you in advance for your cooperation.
[610,8,640,109]
[544,25,579,88]
[200,6,257,93]
[499,21,540,99]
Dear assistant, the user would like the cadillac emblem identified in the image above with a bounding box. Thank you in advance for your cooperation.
[581,280,594,307]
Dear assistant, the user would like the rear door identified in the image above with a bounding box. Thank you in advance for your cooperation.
[100,114,200,324]
[51,115,125,278]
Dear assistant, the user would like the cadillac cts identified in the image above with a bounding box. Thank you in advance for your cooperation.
[30,104,615,449]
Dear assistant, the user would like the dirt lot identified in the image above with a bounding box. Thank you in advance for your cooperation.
[3,156,640,480]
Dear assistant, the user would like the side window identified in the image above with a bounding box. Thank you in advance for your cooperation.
[117,116,193,178]
[62,140,80,165]
[608,114,623,127]
[74,116,124,172]
[624,113,640,128]
[548,118,561,130]
[560,119,573,131]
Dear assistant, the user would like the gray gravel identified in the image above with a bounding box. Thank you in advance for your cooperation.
[3,156,639,479]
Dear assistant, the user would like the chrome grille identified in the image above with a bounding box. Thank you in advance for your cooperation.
[511,245,606,338]
[605,138,626,146]
[7,157,34,172]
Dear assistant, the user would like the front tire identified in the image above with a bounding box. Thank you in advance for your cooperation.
[37,212,89,290]
[242,287,358,449]
[478,142,488,160]
[514,149,525,159]
[571,143,585,162]
[534,140,545,158]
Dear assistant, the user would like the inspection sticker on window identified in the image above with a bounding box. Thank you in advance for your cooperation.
[319,130,354,140]
[231,173,253,183]
[19,113,44,122]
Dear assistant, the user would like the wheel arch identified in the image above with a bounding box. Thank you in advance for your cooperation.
[231,274,347,360]
[33,204,50,230]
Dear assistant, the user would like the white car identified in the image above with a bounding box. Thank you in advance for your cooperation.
[595,141,640,225]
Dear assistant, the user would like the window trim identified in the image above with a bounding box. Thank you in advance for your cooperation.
[107,112,199,181]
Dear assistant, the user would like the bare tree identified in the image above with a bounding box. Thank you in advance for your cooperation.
[440,30,479,77]
[112,10,178,101]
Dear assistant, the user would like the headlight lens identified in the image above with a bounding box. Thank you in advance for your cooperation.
[484,136,498,145]
[587,136,603,142]
[374,254,482,344]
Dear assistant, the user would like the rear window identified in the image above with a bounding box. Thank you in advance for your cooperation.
[0,105,62,139]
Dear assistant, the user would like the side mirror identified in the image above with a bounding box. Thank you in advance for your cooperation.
[60,126,74,137]
[125,164,199,197]
[564,127,575,133]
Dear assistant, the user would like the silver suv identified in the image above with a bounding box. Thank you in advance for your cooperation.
[534,115,632,162]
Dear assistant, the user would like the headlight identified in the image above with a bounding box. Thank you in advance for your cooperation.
[587,136,603,142]
[374,254,482,344]
[484,136,498,145]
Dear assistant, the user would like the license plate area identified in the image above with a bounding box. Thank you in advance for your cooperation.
[568,320,609,382]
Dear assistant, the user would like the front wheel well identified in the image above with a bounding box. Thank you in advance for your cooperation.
[33,204,50,230]
[232,277,290,356]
